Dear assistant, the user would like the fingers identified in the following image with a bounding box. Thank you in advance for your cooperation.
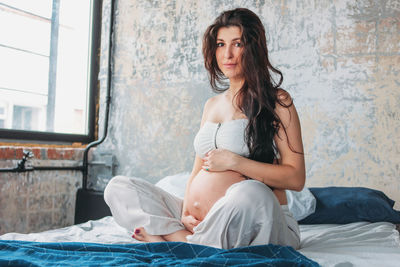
[185,215,200,225]
[182,215,201,233]
[202,149,215,171]
[184,215,199,225]
[188,215,200,224]
[189,217,200,225]
[203,165,211,171]
[202,159,210,171]
[203,149,223,171]
[204,149,215,157]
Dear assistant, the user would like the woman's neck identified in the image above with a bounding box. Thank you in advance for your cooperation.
[224,78,244,111]
[226,78,244,100]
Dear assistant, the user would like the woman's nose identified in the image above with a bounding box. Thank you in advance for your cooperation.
[224,45,234,59]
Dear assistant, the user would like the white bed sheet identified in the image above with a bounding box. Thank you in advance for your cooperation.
[299,222,400,267]
[1,217,400,267]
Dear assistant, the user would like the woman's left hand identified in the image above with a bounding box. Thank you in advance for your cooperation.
[202,149,239,172]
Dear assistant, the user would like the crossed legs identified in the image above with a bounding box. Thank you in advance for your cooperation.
[104,176,300,249]
[104,176,190,243]
[132,228,191,242]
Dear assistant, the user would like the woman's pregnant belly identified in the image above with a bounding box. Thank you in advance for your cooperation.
[186,170,247,221]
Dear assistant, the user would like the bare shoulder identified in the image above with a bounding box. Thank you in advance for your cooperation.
[204,94,219,106]
[275,89,299,128]
[276,88,293,107]
[203,94,222,113]
[201,95,220,124]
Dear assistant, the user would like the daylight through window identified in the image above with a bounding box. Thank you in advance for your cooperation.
[0,0,98,142]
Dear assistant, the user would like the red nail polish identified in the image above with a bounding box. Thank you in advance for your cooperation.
[131,234,135,238]
[135,229,140,234]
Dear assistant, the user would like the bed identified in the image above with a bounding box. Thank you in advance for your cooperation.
[1,175,400,266]
[1,217,399,266]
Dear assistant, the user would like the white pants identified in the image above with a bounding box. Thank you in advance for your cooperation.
[104,176,300,249]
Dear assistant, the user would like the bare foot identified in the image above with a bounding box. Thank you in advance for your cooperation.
[132,227,166,242]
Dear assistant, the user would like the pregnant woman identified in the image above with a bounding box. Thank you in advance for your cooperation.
[104,8,305,249]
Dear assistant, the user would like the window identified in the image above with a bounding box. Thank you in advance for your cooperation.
[0,0,101,142]
[0,105,5,128]
[12,105,40,131]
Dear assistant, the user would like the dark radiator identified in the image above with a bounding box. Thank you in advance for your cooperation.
[74,189,112,224]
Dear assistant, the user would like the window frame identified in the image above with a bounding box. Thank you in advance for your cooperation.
[0,0,102,143]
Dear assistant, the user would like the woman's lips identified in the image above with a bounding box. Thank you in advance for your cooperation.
[223,63,237,69]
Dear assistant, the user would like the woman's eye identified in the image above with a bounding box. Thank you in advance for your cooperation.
[234,42,242,47]
[216,43,224,47]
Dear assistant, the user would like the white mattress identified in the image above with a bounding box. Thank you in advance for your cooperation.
[1,217,400,267]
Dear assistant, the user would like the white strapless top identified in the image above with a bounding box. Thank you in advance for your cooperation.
[193,119,250,158]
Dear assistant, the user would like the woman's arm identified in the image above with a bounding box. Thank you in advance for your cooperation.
[181,155,203,217]
[202,91,305,191]
[181,98,213,231]
[233,92,305,191]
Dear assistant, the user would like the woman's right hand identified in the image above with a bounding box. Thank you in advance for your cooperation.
[181,214,200,233]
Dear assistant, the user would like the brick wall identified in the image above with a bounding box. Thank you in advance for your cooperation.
[0,146,83,234]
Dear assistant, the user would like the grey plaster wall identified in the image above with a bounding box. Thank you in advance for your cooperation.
[94,0,400,207]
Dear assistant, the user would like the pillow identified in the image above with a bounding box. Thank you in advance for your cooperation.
[299,187,400,224]
[155,172,316,221]
[285,188,316,221]
[155,172,190,199]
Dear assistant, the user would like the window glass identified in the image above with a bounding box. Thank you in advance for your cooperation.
[0,0,93,137]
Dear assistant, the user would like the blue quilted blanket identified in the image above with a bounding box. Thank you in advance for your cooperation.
[0,240,319,266]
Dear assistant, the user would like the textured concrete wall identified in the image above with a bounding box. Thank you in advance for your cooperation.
[95,0,400,208]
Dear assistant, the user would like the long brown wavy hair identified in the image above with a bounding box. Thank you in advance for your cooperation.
[202,8,293,164]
